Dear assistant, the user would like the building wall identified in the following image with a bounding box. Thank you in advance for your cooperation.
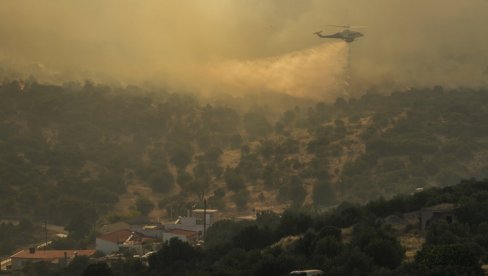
[95,238,119,255]
[119,243,144,256]
[11,258,58,270]
[421,210,456,231]
[420,210,434,231]
[134,227,163,239]
[11,258,25,270]
[165,223,203,233]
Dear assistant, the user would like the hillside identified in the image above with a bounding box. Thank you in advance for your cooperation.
[1,80,488,227]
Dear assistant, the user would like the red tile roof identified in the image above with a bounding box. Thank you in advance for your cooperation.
[97,229,134,243]
[11,249,96,260]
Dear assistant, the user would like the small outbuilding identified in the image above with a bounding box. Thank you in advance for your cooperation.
[420,203,457,232]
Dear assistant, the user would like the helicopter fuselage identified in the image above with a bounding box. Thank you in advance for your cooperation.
[315,29,363,43]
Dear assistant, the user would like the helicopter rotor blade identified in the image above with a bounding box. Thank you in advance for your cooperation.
[327,24,350,28]
[326,24,367,29]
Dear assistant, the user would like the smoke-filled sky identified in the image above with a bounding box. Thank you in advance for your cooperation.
[1,0,487,99]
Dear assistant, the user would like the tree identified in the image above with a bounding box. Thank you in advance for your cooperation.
[313,181,336,207]
[82,262,114,276]
[65,213,91,239]
[414,243,483,275]
[252,253,296,276]
[110,258,147,276]
[243,111,272,138]
[363,238,404,269]
[148,238,201,274]
[61,256,90,276]
[278,176,306,205]
[233,190,249,210]
[136,197,154,216]
[169,146,193,170]
[203,146,223,163]
[229,134,243,149]
[351,223,405,269]
[314,236,343,258]
[277,210,312,237]
[22,261,52,276]
[147,169,174,193]
[224,169,245,191]
[233,225,275,250]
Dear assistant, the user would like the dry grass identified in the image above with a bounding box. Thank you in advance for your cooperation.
[114,178,170,221]
[220,149,241,169]
[400,234,425,262]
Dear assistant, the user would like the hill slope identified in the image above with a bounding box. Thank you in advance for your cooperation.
[1,81,488,225]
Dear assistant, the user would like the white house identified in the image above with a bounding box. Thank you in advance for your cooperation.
[132,225,164,239]
[165,217,202,232]
[96,229,133,255]
[192,209,219,227]
[163,209,219,234]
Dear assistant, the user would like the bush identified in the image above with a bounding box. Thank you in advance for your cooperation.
[135,197,154,216]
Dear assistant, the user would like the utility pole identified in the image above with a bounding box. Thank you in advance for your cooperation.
[44,219,48,250]
[343,43,352,99]
[203,198,207,237]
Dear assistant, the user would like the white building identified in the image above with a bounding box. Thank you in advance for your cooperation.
[126,224,165,239]
[192,209,219,229]
[164,209,219,234]
[165,217,202,233]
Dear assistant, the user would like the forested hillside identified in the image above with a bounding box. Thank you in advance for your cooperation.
[1,80,488,227]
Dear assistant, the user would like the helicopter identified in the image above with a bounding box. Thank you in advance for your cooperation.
[314,25,364,43]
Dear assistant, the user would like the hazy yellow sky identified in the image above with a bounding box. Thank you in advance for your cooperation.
[1,0,487,98]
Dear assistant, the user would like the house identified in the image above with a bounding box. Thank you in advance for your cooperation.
[96,229,159,255]
[163,229,199,244]
[100,219,164,239]
[165,216,203,233]
[100,221,131,234]
[10,248,96,270]
[96,229,134,255]
[192,209,219,230]
[420,203,457,231]
[129,224,164,239]
[164,209,219,234]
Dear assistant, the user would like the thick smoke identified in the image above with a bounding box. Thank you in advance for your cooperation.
[0,0,487,99]
[190,41,348,99]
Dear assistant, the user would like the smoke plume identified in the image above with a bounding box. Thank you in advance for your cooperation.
[0,0,487,99]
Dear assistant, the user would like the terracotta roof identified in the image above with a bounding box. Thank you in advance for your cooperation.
[97,229,135,243]
[11,249,95,260]
[166,229,199,237]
